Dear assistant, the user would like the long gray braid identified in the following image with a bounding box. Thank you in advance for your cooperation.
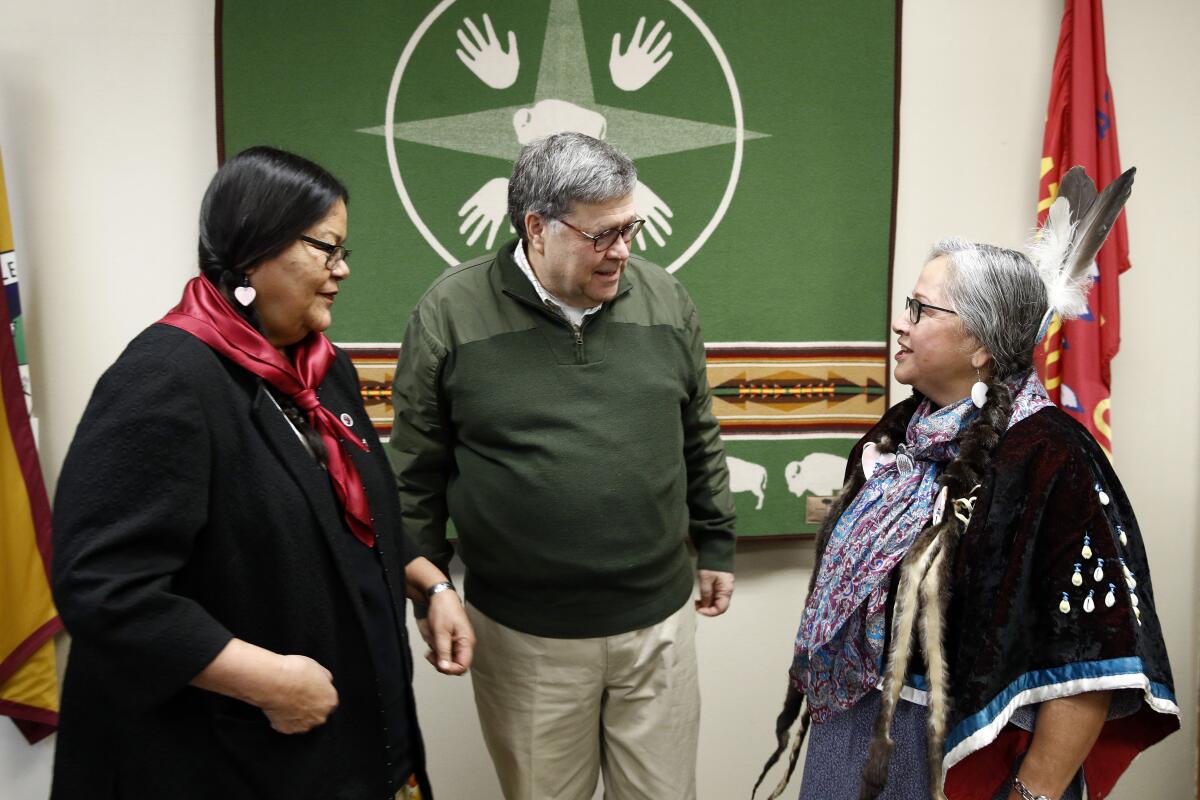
[859,377,1014,800]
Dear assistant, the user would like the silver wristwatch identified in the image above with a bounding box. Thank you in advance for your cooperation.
[425,580,456,600]
[1012,776,1053,800]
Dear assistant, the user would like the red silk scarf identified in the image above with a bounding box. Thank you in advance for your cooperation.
[160,276,375,547]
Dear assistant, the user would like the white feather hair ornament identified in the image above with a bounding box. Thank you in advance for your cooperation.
[1028,165,1136,342]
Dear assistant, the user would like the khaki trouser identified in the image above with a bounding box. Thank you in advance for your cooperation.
[467,601,700,800]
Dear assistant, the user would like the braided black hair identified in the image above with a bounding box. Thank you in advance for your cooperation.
[753,396,920,799]
[860,376,1014,799]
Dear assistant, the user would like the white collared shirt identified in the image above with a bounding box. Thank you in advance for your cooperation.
[512,240,602,329]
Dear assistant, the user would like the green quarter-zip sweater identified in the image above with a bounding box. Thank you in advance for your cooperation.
[387,241,736,638]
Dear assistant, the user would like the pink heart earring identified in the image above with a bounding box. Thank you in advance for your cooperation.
[233,274,256,307]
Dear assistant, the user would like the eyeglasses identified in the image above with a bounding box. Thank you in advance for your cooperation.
[556,217,646,252]
[300,235,352,269]
[904,296,957,324]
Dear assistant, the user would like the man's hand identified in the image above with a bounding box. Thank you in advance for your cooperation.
[695,569,734,617]
[419,590,475,675]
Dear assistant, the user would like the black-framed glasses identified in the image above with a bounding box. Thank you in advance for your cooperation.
[556,217,646,252]
[300,235,352,269]
[905,296,957,324]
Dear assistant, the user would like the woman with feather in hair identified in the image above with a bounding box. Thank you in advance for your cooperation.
[754,168,1178,800]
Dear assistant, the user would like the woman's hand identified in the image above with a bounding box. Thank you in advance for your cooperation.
[1006,691,1111,799]
[192,639,338,734]
[259,654,339,734]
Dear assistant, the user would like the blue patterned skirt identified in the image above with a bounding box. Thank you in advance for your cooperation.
[798,691,1082,800]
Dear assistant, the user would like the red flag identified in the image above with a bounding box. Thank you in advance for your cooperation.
[1034,0,1128,457]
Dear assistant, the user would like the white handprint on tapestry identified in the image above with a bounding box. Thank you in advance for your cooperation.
[455,14,519,90]
[610,17,673,91]
[458,178,512,249]
[633,181,673,250]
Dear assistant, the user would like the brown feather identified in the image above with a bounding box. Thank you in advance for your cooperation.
[1062,166,1136,284]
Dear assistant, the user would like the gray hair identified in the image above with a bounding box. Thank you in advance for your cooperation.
[928,238,1049,380]
[507,132,637,239]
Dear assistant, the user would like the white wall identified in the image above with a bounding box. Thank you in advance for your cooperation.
[0,2,1194,798]
[892,4,1199,799]
[1100,1,1199,792]
[0,3,216,798]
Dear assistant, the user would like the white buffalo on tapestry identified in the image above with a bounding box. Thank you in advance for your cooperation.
[726,456,767,511]
[784,453,847,499]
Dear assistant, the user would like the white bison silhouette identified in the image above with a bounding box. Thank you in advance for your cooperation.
[513,99,607,144]
[726,456,767,511]
[784,453,847,498]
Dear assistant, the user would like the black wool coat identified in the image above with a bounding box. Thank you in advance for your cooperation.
[50,323,425,800]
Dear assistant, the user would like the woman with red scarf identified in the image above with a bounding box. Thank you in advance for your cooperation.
[50,147,472,800]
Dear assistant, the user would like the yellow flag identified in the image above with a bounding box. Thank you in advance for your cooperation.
[0,150,61,743]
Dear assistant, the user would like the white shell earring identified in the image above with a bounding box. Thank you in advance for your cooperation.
[970,368,988,409]
[234,274,257,306]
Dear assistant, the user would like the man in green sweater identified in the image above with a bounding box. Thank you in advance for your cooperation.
[388,132,736,800]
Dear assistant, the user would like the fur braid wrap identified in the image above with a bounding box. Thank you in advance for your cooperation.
[751,467,865,800]
[857,379,1014,799]
[752,397,919,799]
